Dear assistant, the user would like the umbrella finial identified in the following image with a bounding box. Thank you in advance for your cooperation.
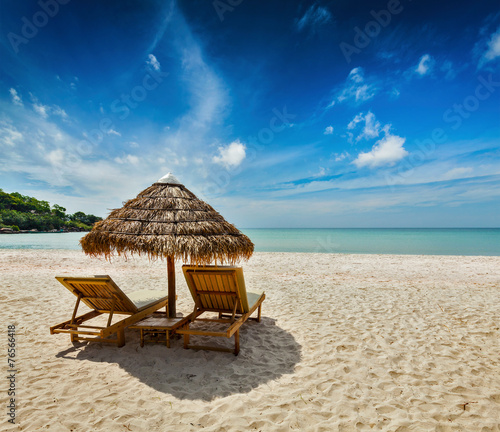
[157,172,181,184]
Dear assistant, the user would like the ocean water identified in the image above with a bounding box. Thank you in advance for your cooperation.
[0,229,499,256]
[242,228,500,256]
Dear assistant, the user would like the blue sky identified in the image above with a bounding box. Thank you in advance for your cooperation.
[0,0,499,228]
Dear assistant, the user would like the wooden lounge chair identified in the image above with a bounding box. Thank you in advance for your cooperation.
[50,275,169,347]
[177,265,265,355]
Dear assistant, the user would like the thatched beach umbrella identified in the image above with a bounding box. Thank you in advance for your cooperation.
[80,173,254,317]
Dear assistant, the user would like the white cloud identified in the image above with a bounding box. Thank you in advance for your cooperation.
[114,155,139,165]
[52,105,68,119]
[46,148,65,165]
[108,129,121,136]
[480,26,500,66]
[129,141,139,148]
[347,111,381,142]
[296,4,332,32]
[0,2,236,212]
[334,151,349,162]
[353,132,408,169]
[0,121,24,147]
[9,88,23,106]
[30,98,69,121]
[0,99,178,218]
[331,67,376,106]
[313,167,327,177]
[347,114,362,130]
[213,140,246,168]
[33,103,49,119]
[324,125,334,135]
[415,54,434,76]
[147,53,161,71]
[156,6,230,187]
[442,167,474,181]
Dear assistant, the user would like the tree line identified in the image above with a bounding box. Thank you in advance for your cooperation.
[0,189,102,232]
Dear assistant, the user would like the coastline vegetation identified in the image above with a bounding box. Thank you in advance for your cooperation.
[0,189,102,232]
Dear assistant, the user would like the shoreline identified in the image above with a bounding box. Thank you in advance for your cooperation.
[1,248,500,258]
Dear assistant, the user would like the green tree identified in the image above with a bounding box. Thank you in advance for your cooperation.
[0,189,101,231]
[52,204,67,220]
[70,211,101,226]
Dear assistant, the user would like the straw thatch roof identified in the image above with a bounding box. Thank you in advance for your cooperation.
[80,173,254,264]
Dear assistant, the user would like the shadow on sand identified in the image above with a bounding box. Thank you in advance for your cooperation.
[55,317,301,401]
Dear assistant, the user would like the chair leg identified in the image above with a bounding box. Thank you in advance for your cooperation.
[183,323,190,349]
[257,304,262,322]
[234,330,240,356]
[117,329,125,347]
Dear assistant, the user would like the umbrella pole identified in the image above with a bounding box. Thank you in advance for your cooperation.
[167,255,176,318]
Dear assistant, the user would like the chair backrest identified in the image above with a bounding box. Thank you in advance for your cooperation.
[55,276,138,314]
[182,266,251,313]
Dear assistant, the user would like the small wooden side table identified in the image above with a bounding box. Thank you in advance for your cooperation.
[130,315,188,348]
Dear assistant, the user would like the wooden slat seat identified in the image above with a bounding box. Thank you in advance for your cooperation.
[177,265,265,355]
[50,275,169,347]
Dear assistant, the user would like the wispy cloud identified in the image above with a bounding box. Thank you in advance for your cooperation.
[263,141,500,201]
[347,111,381,142]
[225,173,500,227]
[24,91,68,120]
[334,151,349,162]
[108,129,121,136]
[479,26,500,67]
[296,4,332,33]
[312,166,327,177]
[147,53,161,71]
[0,101,168,216]
[156,5,231,187]
[0,120,24,146]
[33,103,49,118]
[9,88,23,106]
[415,54,434,76]
[114,154,139,164]
[213,140,246,168]
[330,67,377,107]
[52,105,68,119]
[324,125,333,135]
[441,167,474,181]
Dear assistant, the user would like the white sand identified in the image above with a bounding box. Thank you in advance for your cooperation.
[2,250,500,431]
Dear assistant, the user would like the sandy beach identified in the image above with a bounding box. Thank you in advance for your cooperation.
[2,249,500,431]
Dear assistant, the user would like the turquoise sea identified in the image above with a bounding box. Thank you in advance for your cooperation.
[0,229,499,256]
